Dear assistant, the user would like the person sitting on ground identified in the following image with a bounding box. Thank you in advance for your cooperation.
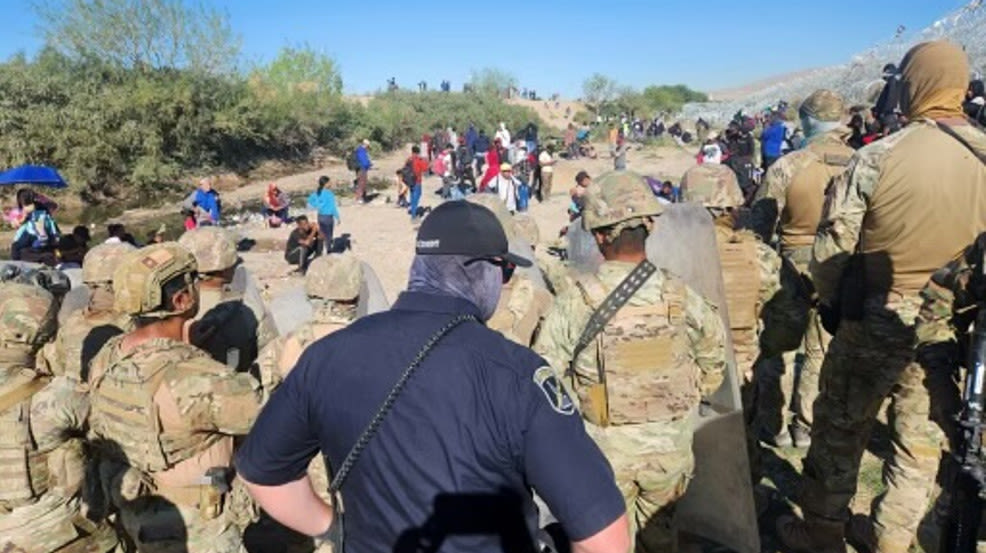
[105,223,127,244]
[285,215,321,274]
[147,224,167,245]
[11,188,60,265]
[263,183,290,227]
[193,177,221,226]
[55,235,84,269]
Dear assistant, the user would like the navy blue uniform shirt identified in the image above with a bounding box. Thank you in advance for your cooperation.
[236,291,624,553]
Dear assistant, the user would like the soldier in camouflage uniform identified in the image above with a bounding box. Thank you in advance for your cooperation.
[750,89,854,448]
[259,252,363,394]
[87,243,264,553]
[534,171,728,553]
[0,282,119,553]
[38,242,135,381]
[680,164,781,386]
[912,233,986,551]
[778,41,986,553]
[468,194,553,347]
[178,227,277,373]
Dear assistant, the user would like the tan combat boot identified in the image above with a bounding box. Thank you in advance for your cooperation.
[776,514,848,553]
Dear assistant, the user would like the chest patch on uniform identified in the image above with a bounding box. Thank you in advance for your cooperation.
[533,366,575,415]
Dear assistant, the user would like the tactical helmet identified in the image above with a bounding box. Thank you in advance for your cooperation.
[799,89,846,122]
[82,242,137,284]
[113,243,198,317]
[513,214,541,246]
[177,227,240,273]
[466,194,516,240]
[682,166,745,209]
[582,171,663,232]
[0,283,57,348]
[305,253,362,301]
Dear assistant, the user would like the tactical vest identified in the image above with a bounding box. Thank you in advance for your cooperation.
[0,368,52,507]
[780,141,853,255]
[715,225,762,373]
[89,338,224,474]
[487,277,553,347]
[277,317,351,378]
[573,275,700,427]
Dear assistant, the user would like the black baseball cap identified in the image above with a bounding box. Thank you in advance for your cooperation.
[415,201,532,267]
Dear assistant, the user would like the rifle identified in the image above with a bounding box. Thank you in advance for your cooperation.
[941,254,986,553]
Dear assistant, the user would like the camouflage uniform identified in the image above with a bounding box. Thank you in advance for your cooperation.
[534,171,728,553]
[0,283,118,553]
[681,165,782,381]
[467,194,554,347]
[38,242,135,381]
[780,42,986,553]
[752,90,853,442]
[87,243,263,553]
[179,228,277,373]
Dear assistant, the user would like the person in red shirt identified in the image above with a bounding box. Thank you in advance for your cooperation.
[408,145,430,222]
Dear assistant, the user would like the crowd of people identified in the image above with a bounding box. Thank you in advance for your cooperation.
[6,37,986,553]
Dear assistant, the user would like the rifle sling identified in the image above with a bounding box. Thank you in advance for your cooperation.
[567,259,658,382]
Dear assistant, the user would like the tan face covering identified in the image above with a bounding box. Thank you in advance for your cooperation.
[900,40,969,121]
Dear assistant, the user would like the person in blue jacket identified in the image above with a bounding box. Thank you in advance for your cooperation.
[761,115,787,169]
[193,177,221,225]
[307,175,341,254]
[354,139,373,203]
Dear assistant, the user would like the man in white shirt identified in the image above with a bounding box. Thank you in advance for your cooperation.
[490,163,521,213]
[537,145,556,201]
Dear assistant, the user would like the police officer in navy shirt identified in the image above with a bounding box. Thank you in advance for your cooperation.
[236,201,629,553]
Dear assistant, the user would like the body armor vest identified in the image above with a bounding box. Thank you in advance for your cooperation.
[573,275,700,426]
[0,369,52,507]
[89,338,223,474]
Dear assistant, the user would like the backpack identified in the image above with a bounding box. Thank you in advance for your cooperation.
[346,148,359,171]
[401,159,416,187]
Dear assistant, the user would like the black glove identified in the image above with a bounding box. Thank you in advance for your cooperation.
[818,302,841,335]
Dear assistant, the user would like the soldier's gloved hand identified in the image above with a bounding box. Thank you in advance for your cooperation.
[818,302,841,335]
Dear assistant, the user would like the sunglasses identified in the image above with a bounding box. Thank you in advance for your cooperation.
[465,256,516,283]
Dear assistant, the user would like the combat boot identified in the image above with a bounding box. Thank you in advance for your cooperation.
[790,422,811,448]
[776,514,847,553]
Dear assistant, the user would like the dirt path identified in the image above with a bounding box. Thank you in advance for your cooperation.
[232,142,698,303]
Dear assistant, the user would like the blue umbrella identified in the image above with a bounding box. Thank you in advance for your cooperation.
[0,165,68,188]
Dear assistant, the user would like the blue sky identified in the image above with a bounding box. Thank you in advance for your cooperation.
[0,0,965,96]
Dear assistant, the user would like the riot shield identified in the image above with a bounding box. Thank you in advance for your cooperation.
[357,261,390,318]
[646,203,759,553]
[511,236,547,290]
[565,218,603,275]
[270,261,390,336]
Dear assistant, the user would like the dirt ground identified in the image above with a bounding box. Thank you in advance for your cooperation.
[233,141,699,303]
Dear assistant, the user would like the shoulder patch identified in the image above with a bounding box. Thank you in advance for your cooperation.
[823,153,852,167]
[532,366,575,416]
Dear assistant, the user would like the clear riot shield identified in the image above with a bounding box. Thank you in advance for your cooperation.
[645,203,759,553]
[270,261,390,336]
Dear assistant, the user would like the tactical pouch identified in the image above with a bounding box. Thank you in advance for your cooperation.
[585,383,610,427]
